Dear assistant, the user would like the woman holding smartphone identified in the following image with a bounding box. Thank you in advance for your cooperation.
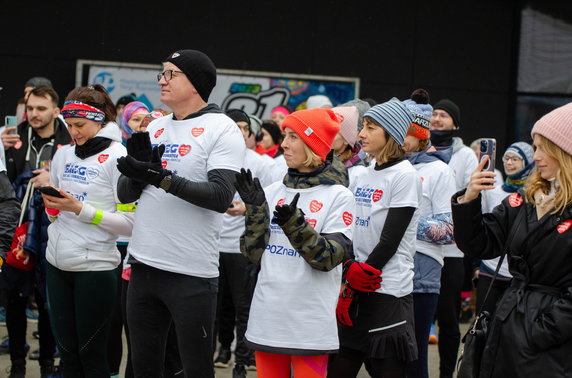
[40,84,133,378]
[452,102,572,377]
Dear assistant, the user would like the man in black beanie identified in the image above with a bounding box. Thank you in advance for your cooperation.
[117,49,246,378]
[429,99,478,378]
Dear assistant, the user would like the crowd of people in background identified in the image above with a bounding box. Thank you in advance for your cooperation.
[0,48,570,378]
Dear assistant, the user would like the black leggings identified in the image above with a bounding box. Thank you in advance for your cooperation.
[127,263,217,378]
[328,347,405,378]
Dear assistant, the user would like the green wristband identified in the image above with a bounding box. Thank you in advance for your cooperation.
[92,210,104,225]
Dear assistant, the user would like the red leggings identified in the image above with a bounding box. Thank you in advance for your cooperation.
[255,351,329,378]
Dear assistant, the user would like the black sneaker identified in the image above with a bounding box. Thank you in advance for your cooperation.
[214,347,231,368]
[246,354,256,371]
[232,363,247,378]
[40,364,59,378]
[7,364,26,378]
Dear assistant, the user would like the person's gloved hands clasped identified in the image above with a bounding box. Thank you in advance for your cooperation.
[272,193,302,226]
[344,259,382,292]
[234,168,266,206]
[117,144,170,188]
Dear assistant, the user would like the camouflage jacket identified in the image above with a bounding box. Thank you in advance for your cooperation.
[240,153,352,271]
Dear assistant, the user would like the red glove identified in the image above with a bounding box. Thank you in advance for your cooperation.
[344,260,382,292]
[336,286,355,326]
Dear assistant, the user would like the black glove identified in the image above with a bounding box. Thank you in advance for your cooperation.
[126,132,153,162]
[234,168,266,206]
[117,145,169,187]
[273,193,301,226]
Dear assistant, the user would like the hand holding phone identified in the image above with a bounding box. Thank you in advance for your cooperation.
[38,186,65,198]
[479,138,496,173]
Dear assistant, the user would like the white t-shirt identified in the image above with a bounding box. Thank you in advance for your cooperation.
[413,160,457,266]
[443,143,478,258]
[246,182,355,351]
[128,112,246,278]
[481,183,512,278]
[352,160,422,297]
[219,149,274,253]
[348,164,367,193]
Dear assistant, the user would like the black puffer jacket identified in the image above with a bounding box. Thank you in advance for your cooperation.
[452,189,572,378]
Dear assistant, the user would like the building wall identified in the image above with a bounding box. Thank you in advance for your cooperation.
[0,1,519,150]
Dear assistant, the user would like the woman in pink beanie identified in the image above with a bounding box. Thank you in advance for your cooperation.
[450,102,572,378]
[234,108,355,377]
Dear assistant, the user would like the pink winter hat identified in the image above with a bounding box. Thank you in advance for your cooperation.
[531,102,572,156]
[331,106,359,147]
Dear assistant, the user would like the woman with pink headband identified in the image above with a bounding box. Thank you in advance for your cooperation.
[270,105,290,127]
[39,84,133,378]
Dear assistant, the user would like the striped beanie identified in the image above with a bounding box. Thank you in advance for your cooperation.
[531,102,572,156]
[504,142,534,166]
[364,98,414,146]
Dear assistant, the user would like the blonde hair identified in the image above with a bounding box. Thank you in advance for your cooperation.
[524,135,572,214]
[302,143,324,169]
[338,144,355,163]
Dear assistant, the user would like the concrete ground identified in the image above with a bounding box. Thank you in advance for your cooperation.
[0,320,469,377]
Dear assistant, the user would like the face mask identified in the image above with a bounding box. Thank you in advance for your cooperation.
[430,129,456,147]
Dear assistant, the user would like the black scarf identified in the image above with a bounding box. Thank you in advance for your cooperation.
[74,137,112,159]
[430,129,456,147]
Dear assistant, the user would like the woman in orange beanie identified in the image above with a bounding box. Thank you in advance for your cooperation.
[451,102,572,377]
[235,108,355,378]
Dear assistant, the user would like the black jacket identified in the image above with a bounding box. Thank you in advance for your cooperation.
[5,117,71,182]
[0,171,19,259]
[452,190,572,378]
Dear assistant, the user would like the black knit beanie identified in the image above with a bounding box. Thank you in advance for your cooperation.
[165,49,217,102]
[434,99,461,128]
[261,121,282,145]
[226,109,251,126]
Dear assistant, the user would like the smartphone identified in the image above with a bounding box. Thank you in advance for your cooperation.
[37,186,64,198]
[5,116,18,127]
[479,138,496,173]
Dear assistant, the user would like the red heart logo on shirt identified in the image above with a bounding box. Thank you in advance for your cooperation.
[309,200,323,213]
[372,190,383,202]
[305,219,317,228]
[277,198,285,207]
[343,212,353,226]
[161,161,168,168]
[508,193,523,207]
[557,220,572,234]
[191,128,204,137]
[178,145,191,156]
[98,154,109,163]
[154,128,165,139]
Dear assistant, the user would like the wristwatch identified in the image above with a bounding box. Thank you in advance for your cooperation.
[159,174,172,192]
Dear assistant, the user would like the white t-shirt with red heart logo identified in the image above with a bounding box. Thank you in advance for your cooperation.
[245,181,354,351]
[351,160,422,298]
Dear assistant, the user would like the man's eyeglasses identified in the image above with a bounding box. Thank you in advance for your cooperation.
[503,156,523,163]
[157,70,184,82]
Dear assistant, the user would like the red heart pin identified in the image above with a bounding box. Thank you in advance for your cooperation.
[306,219,317,228]
[277,198,285,207]
[178,145,191,156]
[154,128,165,139]
[508,193,523,207]
[191,128,204,137]
[309,200,323,213]
[557,220,572,234]
[343,212,353,226]
[161,161,168,168]
[372,189,383,202]
[98,154,109,163]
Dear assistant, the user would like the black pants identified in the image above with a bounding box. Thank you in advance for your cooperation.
[475,274,510,318]
[46,263,117,378]
[435,257,464,378]
[406,293,439,378]
[107,244,128,375]
[6,286,56,367]
[127,263,217,378]
[214,252,253,365]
